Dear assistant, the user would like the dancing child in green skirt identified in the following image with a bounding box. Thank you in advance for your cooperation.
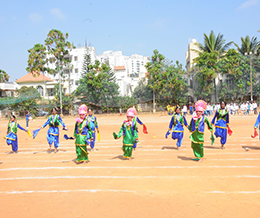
[113,110,138,160]
[188,100,213,162]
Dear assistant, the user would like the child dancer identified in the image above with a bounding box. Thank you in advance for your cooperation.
[211,101,233,149]
[127,107,148,150]
[41,107,67,153]
[113,110,138,160]
[251,112,260,139]
[165,106,188,150]
[87,108,99,151]
[5,115,30,153]
[188,100,213,162]
[74,104,93,163]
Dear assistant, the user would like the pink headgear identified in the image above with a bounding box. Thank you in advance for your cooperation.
[127,111,135,117]
[195,100,207,112]
[79,110,87,115]
[78,104,88,114]
[196,106,204,112]
[127,107,137,115]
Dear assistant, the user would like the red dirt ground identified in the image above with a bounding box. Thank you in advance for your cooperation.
[0,113,260,218]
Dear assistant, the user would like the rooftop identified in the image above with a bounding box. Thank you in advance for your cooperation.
[114,66,126,70]
[16,72,53,83]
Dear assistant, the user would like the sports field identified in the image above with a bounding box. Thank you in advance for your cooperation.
[0,114,260,218]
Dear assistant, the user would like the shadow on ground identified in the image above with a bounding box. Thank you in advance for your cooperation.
[111,155,134,160]
[242,145,260,151]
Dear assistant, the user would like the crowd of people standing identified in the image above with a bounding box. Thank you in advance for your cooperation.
[181,101,258,116]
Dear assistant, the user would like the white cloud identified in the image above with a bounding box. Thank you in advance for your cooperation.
[237,0,258,10]
[51,8,65,20]
[28,13,43,22]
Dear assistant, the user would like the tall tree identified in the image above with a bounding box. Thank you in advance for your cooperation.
[217,49,253,101]
[132,78,153,103]
[26,44,48,76]
[75,59,119,108]
[145,50,188,105]
[234,36,259,55]
[45,29,74,76]
[0,69,9,82]
[196,30,233,57]
[81,47,92,75]
[192,51,219,101]
[192,31,232,102]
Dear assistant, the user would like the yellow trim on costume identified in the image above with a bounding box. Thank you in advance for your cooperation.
[123,156,131,159]
[76,160,89,163]
[123,144,134,146]
[5,137,16,141]
[76,144,89,154]
[190,138,203,144]
[215,125,227,129]
[50,133,58,136]
[172,130,184,133]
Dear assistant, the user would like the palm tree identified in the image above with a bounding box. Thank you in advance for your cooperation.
[0,69,9,83]
[234,36,259,55]
[195,30,233,57]
[193,31,232,102]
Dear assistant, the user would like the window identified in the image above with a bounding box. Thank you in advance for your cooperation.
[74,56,78,61]
[76,80,80,85]
[64,69,70,74]
[75,68,78,73]
[48,88,55,97]
[37,86,44,97]
[69,80,74,86]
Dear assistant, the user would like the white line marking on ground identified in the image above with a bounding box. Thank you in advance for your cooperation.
[0,189,136,195]
[0,175,260,181]
[202,190,260,194]
[0,166,259,171]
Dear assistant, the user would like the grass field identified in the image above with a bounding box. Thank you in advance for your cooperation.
[0,113,260,218]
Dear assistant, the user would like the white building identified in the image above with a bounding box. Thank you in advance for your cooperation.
[98,51,150,96]
[14,47,149,99]
[45,46,97,95]
[15,72,57,99]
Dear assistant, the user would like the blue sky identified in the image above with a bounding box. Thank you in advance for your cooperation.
[1,0,260,81]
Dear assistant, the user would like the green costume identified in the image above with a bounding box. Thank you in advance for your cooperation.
[117,120,138,158]
[188,116,213,159]
[74,119,93,163]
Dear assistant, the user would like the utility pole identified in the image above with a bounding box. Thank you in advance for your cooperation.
[59,57,63,115]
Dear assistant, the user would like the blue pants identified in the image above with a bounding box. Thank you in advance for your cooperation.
[47,127,59,148]
[172,132,184,147]
[6,133,18,152]
[90,132,96,149]
[214,127,227,145]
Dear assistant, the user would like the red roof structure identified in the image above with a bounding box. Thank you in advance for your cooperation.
[15,72,53,83]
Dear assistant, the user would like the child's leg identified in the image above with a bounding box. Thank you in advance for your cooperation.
[123,145,133,158]
[76,145,88,162]
[90,132,96,149]
[191,142,204,159]
[133,143,137,149]
[176,133,183,148]
[12,140,18,152]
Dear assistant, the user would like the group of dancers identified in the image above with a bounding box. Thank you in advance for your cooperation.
[166,100,233,162]
[3,99,260,163]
